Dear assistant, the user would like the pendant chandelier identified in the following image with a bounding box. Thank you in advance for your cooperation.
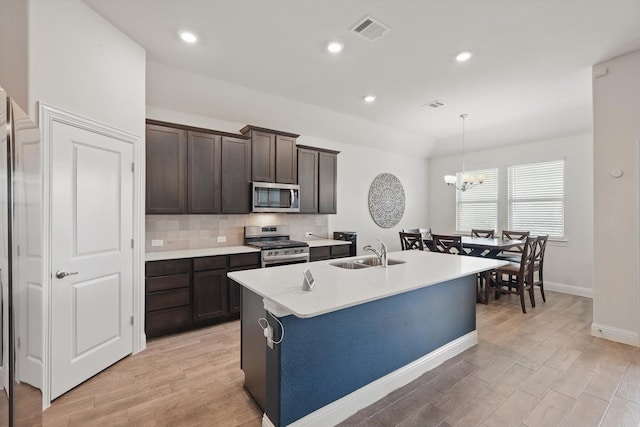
[444,114,485,191]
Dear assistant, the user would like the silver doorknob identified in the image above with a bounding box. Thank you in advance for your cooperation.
[55,270,78,279]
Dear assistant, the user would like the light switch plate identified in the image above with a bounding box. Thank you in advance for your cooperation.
[151,239,163,247]
[217,236,227,243]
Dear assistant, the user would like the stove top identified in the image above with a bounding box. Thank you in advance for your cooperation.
[246,239,309,250]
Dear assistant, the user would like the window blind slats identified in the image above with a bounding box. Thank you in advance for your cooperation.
[508,160,564,237]
[456,168,498,232]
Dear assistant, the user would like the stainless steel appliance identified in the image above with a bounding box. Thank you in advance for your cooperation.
[245,225,309,267]
[333,231,357,257]
[1,86,43,425]
[252,182,300,213]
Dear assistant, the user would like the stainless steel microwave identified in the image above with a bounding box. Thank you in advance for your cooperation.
[252,182,300,213]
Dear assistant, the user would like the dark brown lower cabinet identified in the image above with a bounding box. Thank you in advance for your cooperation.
[310,245,350,262]
[145,259,191,338]
[193,269,229,321]
[228,252,261,315]
[145,252,260,338]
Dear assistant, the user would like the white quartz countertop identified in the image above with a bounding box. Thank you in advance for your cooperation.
[227,250,508,318]
[145,246,260,262]
[305,239,351,247]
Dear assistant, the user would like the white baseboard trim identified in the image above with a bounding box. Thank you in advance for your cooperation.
[263,331,477,427]
[263,414,276,427]
[591,323,640,347]
[545,281,593,299]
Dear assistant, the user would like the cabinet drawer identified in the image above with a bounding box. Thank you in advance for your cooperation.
[229,252,260,268]
[146,259,191,277]
[146,288,190,312]
[146,306,190,332]
[193,256,227,271]
[310,246,330,261]
[330,245,350,258]
[146,273,190,293]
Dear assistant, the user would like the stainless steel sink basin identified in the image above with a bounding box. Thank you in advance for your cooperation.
[330,257,406,269]
[353,257,406,267]
[329,261,370,269]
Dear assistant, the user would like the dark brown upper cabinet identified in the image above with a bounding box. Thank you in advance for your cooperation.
[241,125,299,184]
[146,120,251,215]
[297,145,339,214]
[221,136,252,214]
[297,148,319,213]
[187,131,221,214]
[146,124,187,214]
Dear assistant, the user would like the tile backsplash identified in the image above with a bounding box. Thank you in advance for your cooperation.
[145,214,329,252]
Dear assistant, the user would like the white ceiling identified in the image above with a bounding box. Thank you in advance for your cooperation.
[84,0,640,157]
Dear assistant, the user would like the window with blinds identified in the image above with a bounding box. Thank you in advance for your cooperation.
[456,168,498,233]
[508,160,564,238]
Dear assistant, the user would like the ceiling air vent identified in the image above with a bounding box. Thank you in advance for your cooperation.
[351,16,391,41]
[422,100,445,109]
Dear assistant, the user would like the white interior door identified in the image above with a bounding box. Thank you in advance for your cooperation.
[50,120,134,400]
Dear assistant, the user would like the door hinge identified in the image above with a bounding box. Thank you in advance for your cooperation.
[130,315,134,325]
[131,162,135,172]
[131,239,134,249]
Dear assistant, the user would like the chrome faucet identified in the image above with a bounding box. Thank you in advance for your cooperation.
[363,239,388,268]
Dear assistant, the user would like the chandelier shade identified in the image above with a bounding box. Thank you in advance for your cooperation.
[444,114,484,192]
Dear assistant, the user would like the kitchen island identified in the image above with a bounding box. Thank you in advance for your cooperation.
[228,250,507,427]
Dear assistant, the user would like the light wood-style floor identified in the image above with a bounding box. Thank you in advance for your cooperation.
[34,290,640,427]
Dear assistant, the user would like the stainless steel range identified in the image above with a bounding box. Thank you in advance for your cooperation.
[245,225,310,268]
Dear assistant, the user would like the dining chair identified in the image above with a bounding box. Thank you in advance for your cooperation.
[429,234,463,254]
[500,230,530,259]
[471,229,495,238]
[399,232,424,251]
[492,236,537,313]
[402,227,431,236]
[532,235,549,302]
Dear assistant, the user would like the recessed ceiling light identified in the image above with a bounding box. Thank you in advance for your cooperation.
[327,41,343,54]
[179,31,198,44]
[363,95,377,103]
[456,51,473,62]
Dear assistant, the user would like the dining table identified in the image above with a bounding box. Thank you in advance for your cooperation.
[423,235,525,304]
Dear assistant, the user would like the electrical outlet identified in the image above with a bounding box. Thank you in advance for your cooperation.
[305,232,313,237]
[264,324,274,349]
[217,236,227,243]
[151,239,163,247]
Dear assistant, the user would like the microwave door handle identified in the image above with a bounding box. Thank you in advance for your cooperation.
[290,189,295,205]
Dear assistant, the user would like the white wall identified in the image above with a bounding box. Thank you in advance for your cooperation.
[0,0,29,109]
[428,134,594,295]
[592,49,640,346]
[27,0,146,136]
[147,63,429,253]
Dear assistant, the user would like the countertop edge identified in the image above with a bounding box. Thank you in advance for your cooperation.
[145,246,260,261]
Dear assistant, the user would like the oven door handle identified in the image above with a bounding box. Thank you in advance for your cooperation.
[263,253,309,262]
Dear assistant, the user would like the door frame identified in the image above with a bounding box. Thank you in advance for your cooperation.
[39,103,144,409]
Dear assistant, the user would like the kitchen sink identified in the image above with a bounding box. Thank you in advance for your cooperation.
[330,257,406,269]
[353,258,406,267]
[329,261,370,269]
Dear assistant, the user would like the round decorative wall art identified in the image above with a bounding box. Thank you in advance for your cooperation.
[368,173,406,228]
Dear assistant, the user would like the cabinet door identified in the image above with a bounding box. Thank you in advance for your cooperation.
[297,148,319,213]
[309,246,330,261]
[251,130,275,182]
[318,151,337,214]
[275,135,297,184]
[187,131,221,213]
[228,253,260,314]
[146,124,187,214]
[193,269,228,321]
[221,136,252,213]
